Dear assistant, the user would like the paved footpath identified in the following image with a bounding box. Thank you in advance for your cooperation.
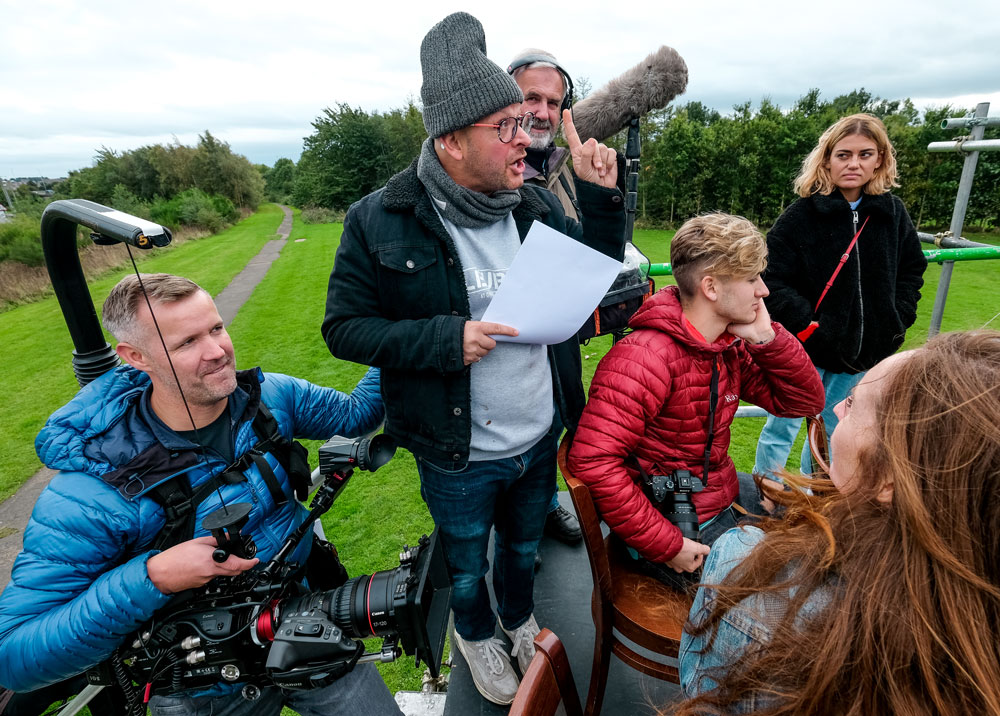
[0,205,294,591]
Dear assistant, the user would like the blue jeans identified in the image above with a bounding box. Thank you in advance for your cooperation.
[147,663,402,715]
[416,435,556,642]
[753,366,865,478]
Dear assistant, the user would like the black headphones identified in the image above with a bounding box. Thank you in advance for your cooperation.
[507,53,574,114]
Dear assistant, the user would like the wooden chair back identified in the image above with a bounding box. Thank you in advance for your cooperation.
[558,436,692,714]
[509,628,583,716]
[806,414,830,476]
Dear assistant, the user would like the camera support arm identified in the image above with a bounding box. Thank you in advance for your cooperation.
[40,199,171,386]
[258,464,355,581]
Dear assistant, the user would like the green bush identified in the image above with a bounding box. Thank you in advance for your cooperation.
[0,215,43,266]
[300,206,344,224]
[149,197,180,227]
[109,185,151,219]
[148,189,236,232]
[209,194,239,223]
[195,206,225,233]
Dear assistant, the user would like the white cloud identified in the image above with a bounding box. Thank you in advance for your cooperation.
[2,0,998,177]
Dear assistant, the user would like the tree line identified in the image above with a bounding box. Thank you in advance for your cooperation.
[1,132,266,267]
[284,88,999,231]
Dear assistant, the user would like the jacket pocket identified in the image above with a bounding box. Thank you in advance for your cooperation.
[376,246,441,317]
[378,245,438,273]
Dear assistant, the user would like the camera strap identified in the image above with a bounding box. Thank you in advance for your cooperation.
[627,455,668,504]
[147,401,312,552]
[628,354,720,503]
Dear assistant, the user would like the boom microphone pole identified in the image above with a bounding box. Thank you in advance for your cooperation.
[569,46,688,345]
[569,45,688,247]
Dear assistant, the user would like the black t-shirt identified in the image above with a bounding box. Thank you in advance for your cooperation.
[177,408,234,464]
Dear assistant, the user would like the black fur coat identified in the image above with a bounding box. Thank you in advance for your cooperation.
[763,190,927,374]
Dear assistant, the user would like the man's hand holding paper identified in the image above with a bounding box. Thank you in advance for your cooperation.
[481,221,622,344]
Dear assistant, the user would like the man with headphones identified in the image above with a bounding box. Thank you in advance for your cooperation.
[507,49,580,224]
[507,49,585,550]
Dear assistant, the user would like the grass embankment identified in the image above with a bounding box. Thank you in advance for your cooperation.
[0,204,283,501]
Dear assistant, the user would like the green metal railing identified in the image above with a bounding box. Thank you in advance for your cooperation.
[646,246,1000,277]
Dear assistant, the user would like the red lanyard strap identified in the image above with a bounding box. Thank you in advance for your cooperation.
[813,215,869,313]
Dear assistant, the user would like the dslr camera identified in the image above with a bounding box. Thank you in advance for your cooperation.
[646,469,705,541]
[97,434,451,698]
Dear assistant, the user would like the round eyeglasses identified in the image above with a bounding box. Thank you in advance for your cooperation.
[471,112,535,143]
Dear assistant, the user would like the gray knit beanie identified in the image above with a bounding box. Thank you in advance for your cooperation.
[420,12,523,138]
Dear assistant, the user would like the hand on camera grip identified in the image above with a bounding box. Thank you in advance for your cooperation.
[666,538,710,573]
[148,536,259,594]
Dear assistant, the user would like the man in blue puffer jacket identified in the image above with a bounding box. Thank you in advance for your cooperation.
[0,273,402,715]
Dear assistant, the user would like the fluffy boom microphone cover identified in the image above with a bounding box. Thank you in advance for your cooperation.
[571,46,688,142]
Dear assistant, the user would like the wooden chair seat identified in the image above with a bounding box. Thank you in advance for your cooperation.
[607,538,690,645]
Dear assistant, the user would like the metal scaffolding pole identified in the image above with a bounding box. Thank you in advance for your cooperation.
[927,138,1000,153]
[928,102,991,337]
[917,231,991,249]
[647,246,1000,278]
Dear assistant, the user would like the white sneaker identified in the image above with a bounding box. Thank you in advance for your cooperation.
[500,613,541,675]
[452,630,520,705]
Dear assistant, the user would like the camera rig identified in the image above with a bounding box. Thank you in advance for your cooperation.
[35,201,450,710]
[91,434,451,700]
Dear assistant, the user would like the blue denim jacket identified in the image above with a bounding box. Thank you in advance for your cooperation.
[679,527,831,712]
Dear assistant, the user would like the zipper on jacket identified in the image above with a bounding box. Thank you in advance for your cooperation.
[853,210,864,355]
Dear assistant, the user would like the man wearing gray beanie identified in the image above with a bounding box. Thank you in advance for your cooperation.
[323,12,624,705]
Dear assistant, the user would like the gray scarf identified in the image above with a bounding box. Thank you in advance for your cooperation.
[416,138,520,228]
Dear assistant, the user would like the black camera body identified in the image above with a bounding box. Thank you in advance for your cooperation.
[105,434,451,697]
[647,469,705,541]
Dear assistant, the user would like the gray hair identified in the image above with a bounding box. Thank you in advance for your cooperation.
[509,48,568,101]
[103,273,204,345]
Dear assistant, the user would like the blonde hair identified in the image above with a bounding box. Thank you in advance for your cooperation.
[670,213,768,299]
[794,113,899,198]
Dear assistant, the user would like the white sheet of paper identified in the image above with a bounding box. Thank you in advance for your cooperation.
[481,220,621,345]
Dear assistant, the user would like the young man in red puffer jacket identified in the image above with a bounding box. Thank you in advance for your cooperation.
[568,213,824,587]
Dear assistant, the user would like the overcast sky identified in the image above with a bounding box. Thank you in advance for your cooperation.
[2,0,998,179]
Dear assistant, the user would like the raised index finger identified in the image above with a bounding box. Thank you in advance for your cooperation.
[562,109,582,153]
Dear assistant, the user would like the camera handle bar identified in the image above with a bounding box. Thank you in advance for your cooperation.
[256,456,358,581]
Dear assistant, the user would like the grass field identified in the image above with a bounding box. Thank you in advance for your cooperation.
[2,205,998,700]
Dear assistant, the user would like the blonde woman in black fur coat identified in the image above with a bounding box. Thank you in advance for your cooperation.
[753,113,927,478]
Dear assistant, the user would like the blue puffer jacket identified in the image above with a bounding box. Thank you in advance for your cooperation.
[0,364,383,692]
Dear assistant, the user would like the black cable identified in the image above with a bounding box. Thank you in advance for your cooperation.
[111,651,145,716]
[125,246,228,510]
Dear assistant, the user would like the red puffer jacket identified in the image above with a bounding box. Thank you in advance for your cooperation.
[568,287,823,562]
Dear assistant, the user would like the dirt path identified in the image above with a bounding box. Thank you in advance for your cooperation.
[0,204,295,590]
